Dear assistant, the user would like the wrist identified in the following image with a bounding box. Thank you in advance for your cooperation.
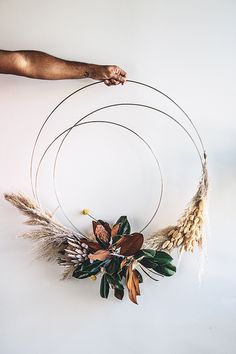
[72,62,94,79]
[86,63,98,79]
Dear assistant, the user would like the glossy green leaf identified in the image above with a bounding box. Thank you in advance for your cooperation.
[106,274,124,290]
[134,249,157,259]
[72,271,91,279]
[153,251,173,265]
[73,265,101,279]
[135,249,173,265]
[105,256,122,275]
[139,257,158,269]
[154,263,176,277]
[118,268,126,280]
[100,274,110,298]
[80,259,104,273]
[73,259,109,279]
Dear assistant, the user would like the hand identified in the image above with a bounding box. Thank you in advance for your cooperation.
[89,64,127,86]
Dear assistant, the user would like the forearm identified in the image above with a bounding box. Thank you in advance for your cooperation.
[0,49,127,85]
[0,50,96,80]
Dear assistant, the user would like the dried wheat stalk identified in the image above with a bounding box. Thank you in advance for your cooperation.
[144,161,208,253]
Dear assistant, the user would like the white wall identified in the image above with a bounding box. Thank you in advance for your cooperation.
[0,1,235,354]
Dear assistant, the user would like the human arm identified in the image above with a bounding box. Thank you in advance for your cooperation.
[0,50,127,85]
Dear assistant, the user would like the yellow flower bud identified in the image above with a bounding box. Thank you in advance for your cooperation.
[90,275,97,281]
[81,208,90,215]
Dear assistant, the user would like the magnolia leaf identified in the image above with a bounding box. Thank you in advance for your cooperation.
[100,274,110,298]
[136,269,143,283]
[105,256,122,274]
[112,235,122,244]
[120,258,128,270]
[106,274,124,290]
[92,220,111,246]
[133,269,141,296]
[134,249,157,259]
[126,264,140,304]
[80,259,107,273]
[73,260,104,278]
[135,249,174,271]
[114,216,131,235]
[93,219,111,235]
[154,263,176,277]
[85,241,101,252]
[135,249,173,265]
[111,223,120,237]
[115,233,144,256]
[153,251,173,265]
[88,249,110,261]
[79,258,91,270]
[72,271,92,279]
[94,224,110,244]
[139,257,157,268]
[114,288,124,300]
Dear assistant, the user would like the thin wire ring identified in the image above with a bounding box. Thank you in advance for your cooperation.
[52,120,164,236]
[30,80,206,198]
[34,103,204,236]
[34,103,204,203]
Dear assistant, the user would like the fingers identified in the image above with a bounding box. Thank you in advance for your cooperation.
[111,78,121,85]
[113,66,127,83]
[104,79,111,86]
[118,67,127,78]
[102,65,127,86]
[104,78,123,86]
[104,79,113,86]
[104,67,127,86]
[112,73,126,84]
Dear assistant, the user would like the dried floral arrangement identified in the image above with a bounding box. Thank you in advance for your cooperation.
[4,80,209,304]
[4,161,207,304]
[4,194,176,304]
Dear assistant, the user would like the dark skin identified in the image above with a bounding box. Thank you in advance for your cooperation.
[0,50,127,86]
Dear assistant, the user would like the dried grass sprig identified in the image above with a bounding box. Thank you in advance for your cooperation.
[143,226,174,251]
[4,192,53,226]
[4,193,85,266]
[144,161,208,253]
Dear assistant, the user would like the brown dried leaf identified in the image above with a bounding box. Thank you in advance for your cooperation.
[92,221,111,244]
[114,288,124,300]
[126,264,140,304]
[111,223,120,237]
[85,240,101,252]
[88,249,110,261]
[120,258,128,270]
[115,233,144,256]
[132,270,140,296]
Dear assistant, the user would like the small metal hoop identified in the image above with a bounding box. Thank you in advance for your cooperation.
[52,120,163,236]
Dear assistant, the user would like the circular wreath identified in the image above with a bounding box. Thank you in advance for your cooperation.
[5,80,208,304]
